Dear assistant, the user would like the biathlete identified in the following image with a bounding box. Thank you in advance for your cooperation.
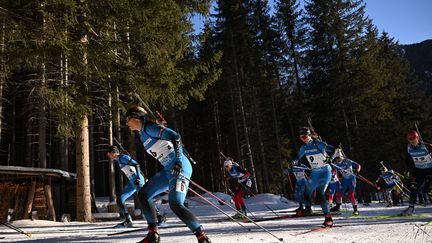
[125,106,210,243]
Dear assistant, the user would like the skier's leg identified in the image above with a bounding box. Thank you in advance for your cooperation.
[139,171,170,226]
[168,155,210,242]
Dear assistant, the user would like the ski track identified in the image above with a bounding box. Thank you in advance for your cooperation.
[1,193,432,243]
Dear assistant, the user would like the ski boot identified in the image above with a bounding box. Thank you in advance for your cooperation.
[295,205,311,217]
[295,208,304,217]
[115,214,133,228]
[304,206,312,216]
[241,206,247,217]
[232,212,246,219]
[194,227,211,243]
[138,225,160,243]
[322,213,333,227]
[400,206,414,216]
[294,204,304,213]
[330,203,341,212]
[156,214,167,227]
[386,202,393,208]
[352,205,359,216]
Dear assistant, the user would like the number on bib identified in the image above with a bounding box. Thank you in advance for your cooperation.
[176,178,187,193]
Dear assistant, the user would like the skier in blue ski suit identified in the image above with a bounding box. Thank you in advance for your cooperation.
[330,149,361,215]
[297,127,335,227]
[284,160,308,213]
[376,166,401,207]
[107,145,145,227]
[125,106,210,243]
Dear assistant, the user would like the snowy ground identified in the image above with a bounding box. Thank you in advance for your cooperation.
[1,193,432,243]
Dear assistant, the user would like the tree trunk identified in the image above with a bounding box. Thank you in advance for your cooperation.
[60,53,69,171]
[0,14,5,143]
[75,8,91,220]
[76,114,91,221]
[229,31,258,192]
[212,94,225,193]
[38,63,47,168]
[228,82,242,161]
[107,86,116,203]
[270,89,288,196]
[251,86,269,192]
[38,0,47,168]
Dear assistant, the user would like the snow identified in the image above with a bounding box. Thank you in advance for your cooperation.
[1,193,432,243]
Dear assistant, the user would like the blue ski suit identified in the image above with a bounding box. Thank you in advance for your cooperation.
[298,140,335,214]
[115,154,145,217]
[138,121,201,231]
[333,158,361,205]
[287,166,307,205]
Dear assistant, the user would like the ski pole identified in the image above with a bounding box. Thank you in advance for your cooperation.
[0,221,32,238]
[394,183,410,199]
[188,188,252,232]
[394,179,411,195]
[332,164,379,190]
[183,175,283,242]
[237,183,280,217]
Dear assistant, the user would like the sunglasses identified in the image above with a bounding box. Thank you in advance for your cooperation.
[299,135,309,139]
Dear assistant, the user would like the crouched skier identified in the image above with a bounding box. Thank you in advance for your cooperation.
[106,145,145,228]
[125,106,210,243]
[224,158,252,218]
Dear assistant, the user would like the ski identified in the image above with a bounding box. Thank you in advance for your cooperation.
[242,212,341,223]
[0,221,32,238]
[421,221,432,226]
[366,213,431,220]
[107,224,186,236]
[107,227,145,236]
[293,225,342,236]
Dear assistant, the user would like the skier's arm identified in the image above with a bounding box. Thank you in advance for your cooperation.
[426,143,432,153]
[351,160,361,173]
[405,150,415,174]
[324,142,335,156]
[146,123,183,174]
[161,128,183,163]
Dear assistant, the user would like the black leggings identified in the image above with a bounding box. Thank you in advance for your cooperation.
[409,168,432,206]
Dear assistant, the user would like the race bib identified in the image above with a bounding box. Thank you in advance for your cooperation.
[307,154,327,169]
[412,153,432,169]
[384,177,394,185]
[121,165,137,179]
[245,179,252,188]
[175,178,188,193]
[294,171,305,179]
[340,167,353,177]
[146,140,175,165]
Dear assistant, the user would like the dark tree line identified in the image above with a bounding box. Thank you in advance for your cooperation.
[0,0,430,220]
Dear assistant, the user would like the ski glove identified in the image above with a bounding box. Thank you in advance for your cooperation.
[171,161,182,176]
